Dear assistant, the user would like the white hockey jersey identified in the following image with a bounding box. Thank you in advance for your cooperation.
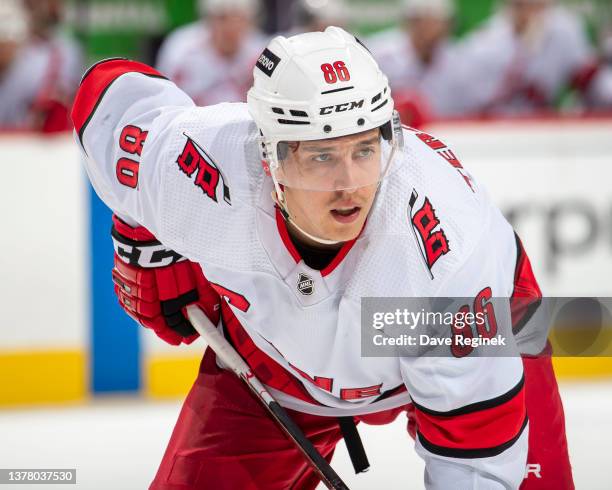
[72,59,538,489]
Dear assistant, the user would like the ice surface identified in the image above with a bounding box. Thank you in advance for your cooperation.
[0,382,610,489]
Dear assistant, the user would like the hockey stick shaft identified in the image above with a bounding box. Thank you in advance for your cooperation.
[185,305,350,490]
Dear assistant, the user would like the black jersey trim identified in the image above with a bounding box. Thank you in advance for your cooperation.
[511,232,542,334]
[411,375,525,417]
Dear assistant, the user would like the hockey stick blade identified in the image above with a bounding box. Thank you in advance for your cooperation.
[186,305,350,490]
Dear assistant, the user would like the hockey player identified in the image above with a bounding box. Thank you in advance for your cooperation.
[72,27,573,489]
[367,0,471,125]
[0,0,81,131]
[0,0,27,98]
[155,0,266,106]
[458,0,603,115]
[287,0,349,35]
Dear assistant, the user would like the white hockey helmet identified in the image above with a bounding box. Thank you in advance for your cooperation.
[247,26,403,193]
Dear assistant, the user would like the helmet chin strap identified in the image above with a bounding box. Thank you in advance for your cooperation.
[271,180,344,247]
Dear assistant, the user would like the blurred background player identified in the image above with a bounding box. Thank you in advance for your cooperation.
[23,0,83,86]
[583,19,612,110]
[458,0,606,116]
[0,0,28,127]
[155,0,266,105]
[367,0,468,127]
[0,0,82,132]
[286,0,348,34]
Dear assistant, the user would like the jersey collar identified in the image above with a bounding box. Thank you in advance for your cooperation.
[274,206,361,277]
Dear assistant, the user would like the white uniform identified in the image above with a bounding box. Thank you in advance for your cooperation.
[156,21,267,105]
[73,59,532,489]
[459,6,598,114]
[0,33,82,128]
[367,28,471,117]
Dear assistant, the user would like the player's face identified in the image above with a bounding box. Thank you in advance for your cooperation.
[209,11,253,58]
[406,15,451,57]
[282,129,381,244]
[509,0,551,34]
[0,41,19,74]
[24,0,63,35]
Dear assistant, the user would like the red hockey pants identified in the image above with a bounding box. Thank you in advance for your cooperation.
[150,348,573,490]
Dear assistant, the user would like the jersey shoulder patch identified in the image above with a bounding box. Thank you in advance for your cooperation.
[143,102,273,273]
[353,126,494,295]
[158,102,262,206]
[406,125,491,269]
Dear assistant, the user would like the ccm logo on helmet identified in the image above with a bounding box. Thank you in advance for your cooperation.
[256,48,281,77]
[319,99,364,115]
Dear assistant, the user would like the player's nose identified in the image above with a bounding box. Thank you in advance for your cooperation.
[333,156,360,191]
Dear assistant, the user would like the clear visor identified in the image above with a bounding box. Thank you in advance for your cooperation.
[273,126,403,192]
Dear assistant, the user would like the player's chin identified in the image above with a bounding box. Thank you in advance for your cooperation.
[325,212,366,242]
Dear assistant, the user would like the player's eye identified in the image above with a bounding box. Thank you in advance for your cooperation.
[312,153,332,163]
[355,147,375,158]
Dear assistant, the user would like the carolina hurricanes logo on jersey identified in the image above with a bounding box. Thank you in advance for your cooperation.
[176,134,231,205]
[297,273,314,295]
[408,189,450,278]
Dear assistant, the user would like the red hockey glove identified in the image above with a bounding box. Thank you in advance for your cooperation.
[110,215,220,345]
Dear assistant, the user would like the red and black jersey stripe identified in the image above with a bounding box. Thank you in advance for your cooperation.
[71,58,167,146]
[511,232,542,335]
[413,375,527,458]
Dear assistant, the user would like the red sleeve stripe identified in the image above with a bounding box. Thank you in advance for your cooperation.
[413,375,526,457]
[112,215,156,242]
[418,415,528,459]
[511,233,542,334]
[71,58,166,144]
